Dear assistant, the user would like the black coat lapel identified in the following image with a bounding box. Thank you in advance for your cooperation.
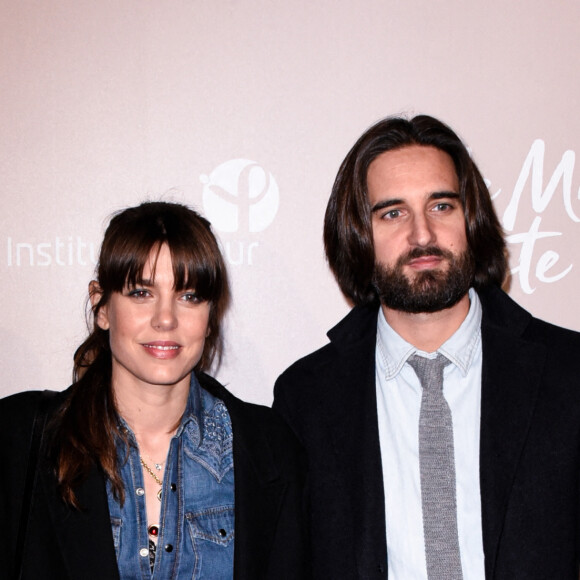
[478,289,546,578]
[230,411,287,579]
[42,463,120,580]
[325,304,388,577]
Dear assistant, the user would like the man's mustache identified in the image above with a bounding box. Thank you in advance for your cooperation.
[398,246,453,266]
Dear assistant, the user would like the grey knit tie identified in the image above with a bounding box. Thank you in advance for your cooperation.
[408,354,463,580]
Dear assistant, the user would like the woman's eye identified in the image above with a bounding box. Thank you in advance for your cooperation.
[127,289,150,298]
[182,292,201,303]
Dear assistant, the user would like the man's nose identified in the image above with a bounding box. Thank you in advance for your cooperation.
[408,213,436,247]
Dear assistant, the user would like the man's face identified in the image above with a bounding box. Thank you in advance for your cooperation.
[367,144,473,313]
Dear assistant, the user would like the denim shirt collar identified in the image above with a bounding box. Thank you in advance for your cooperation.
[377,288,482,379]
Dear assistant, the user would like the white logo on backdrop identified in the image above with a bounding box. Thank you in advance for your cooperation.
[5,236,97,267]
[492,139,579,294]
[200,159,279,234]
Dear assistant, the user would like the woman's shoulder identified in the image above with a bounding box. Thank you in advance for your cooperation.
[196,372,303,450]
[0,389,44,417]
[197,372,281,421]
[0,388,64,407]
[0,389,65,429]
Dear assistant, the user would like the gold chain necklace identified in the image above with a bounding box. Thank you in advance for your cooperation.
[140,456,163,501]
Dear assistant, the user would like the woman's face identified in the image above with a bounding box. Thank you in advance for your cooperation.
[95,244,210,394]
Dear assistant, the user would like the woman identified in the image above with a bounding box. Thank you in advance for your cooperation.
[1,201,308,579]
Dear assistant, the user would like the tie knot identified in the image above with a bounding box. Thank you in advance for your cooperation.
[407,353,450,390]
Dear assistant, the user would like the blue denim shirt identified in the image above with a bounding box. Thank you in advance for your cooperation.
[107,374,235,579]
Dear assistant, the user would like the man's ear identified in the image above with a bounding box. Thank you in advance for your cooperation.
[89,281,109,331]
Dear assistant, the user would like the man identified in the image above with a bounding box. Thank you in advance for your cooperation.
[273,115,580,579]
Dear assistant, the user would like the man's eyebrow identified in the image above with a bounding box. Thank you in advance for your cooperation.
[370,191,460,213]
[370,198,403,213]
[430,191,460,201]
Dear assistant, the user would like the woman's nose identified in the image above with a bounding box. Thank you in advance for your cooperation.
[151,300,177,330]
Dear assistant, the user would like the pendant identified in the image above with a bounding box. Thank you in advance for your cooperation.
[148,524,159,537]
[154,463,163,471]
[157,489,162,502]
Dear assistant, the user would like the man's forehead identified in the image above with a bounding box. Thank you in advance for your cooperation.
[368,144,454,169]
[367,145,459,194]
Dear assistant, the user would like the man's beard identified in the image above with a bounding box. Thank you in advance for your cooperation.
[372,245,475,314]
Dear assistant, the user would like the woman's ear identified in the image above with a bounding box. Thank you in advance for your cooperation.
[89,281,110,330]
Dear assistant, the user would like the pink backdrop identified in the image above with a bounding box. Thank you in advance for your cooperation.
[2,0,580,403]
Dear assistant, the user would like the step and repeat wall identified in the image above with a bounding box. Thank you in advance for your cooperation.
[2,1,580,403]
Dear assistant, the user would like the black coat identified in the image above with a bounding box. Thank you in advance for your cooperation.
[274,287,580,579]
[2,372,309,579]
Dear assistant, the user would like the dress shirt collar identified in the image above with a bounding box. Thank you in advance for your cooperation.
[377,288,482,379]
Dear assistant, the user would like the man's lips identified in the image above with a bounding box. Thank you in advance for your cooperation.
[406,255,444,270]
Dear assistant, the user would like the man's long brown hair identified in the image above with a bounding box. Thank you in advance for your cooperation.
[324,115,508,305]
[51,201,230,507]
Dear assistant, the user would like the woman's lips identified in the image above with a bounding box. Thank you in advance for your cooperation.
[142,342,181,359]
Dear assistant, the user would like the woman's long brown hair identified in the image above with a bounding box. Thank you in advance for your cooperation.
[50,202,230,507]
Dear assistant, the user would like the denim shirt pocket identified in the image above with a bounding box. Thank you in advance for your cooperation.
[186,505,235,545]
[110,516,122,559]
[186,506,235,578]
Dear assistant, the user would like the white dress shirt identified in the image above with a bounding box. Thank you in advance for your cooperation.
[375,288,485,579]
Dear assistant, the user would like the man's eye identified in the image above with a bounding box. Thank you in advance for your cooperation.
[434,202,452,211]
[384,209,401,219]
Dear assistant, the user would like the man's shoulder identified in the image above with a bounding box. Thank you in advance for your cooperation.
[479,286,580,343]
[275,303,379,394]
[524,313,580,357]
[285,336,344,374]
[477,287,580,330]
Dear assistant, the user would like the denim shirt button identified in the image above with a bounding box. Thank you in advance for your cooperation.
[139,548,149,558]
[170,483,177,492]
[165,544,174,553]
[135,488,145,496]
[218,529,227,538]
